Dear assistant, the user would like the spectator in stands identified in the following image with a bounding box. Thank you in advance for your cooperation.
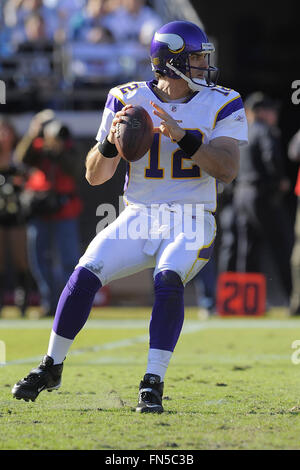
[11,11,55,50]
[288,129,300,315]
[3,0,24,28]
[15,110,83,317]
[104,0,161,44]
[66,1,124,87]
[44,0,86,18]
[104,0,121,13]
[44,0,86,44]
[82,0,161,81]
[23,12,48,43]
[4,0,58,43]
[69,0,114,44]
[233,92,293,303]
[0,116,33,317]
[0,1,15,56]
[12,12,56,97]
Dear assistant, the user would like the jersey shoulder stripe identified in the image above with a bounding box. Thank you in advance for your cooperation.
[105,92,125,113]
[212,92,243,128]
[105,81,146,112]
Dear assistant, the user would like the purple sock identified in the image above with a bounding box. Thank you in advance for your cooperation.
[149,270,184,352]
[52,266,101,340]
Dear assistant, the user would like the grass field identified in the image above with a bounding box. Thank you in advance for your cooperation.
[1,307,300,450]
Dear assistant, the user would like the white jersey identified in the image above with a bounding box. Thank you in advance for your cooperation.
[96,80,248,212]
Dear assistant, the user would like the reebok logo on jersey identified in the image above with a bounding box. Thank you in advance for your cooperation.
[234,114,245,122]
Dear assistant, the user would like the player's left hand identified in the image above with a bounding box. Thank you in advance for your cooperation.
[150,101,186,142]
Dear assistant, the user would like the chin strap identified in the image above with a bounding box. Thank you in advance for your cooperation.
[166,63,208,92]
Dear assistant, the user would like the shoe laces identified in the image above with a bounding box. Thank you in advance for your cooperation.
[23,373,40,384]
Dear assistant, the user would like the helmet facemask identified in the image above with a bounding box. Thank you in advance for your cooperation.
[165,51,219,91]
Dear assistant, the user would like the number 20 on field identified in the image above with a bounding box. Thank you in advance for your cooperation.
[217,272,266,316]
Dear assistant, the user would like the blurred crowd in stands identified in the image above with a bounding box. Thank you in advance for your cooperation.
[0,1,299,319]
[0,0,162,110]
[0,110,84,317]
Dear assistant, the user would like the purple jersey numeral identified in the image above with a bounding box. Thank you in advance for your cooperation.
[172,130,202,178]
[145,133,164,178]
[145,129,203,179]
[120,83,139,94]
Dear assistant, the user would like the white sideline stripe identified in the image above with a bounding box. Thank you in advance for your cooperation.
[0,319,150,329]
[4,323,205,366]
[1,318,300,329]
[3,318,300,366]
[5,335,148,365]
[87,353,292,365]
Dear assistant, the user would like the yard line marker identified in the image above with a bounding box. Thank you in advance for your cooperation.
[3,323,205,366]
[2,318,300,366]
[4,335,148,366]
[86,353,292,365]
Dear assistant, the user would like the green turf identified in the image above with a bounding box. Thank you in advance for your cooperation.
[1,308,300,450]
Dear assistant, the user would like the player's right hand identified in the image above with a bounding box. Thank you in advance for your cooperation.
[108,105,133,144]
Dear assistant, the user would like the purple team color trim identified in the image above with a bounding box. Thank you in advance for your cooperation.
[105,93,124,113]
[184,90,199,103]
[216,96,244,123]
[53,267,101,340]
[149,271,184,352]
[198,240,215,260]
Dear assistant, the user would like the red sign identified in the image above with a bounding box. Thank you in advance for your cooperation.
[93,286,110,307]
[217,272,266,316]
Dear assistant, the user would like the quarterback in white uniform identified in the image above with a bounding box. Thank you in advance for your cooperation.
[12,20,248,413]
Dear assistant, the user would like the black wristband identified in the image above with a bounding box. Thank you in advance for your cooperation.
[177,131,202,157]
[98,136,118,158]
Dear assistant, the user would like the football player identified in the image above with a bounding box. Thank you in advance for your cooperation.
[12,20,248,413]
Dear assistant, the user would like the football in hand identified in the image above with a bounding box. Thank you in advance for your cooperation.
[115,106,154,162]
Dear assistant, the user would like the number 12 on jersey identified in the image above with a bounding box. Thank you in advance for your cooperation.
[145,129,204,179]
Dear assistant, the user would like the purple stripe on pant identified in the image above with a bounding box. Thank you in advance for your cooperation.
[198,240,215,260]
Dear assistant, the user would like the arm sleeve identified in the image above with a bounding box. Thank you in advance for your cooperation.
[210,95,248,145]
[95,91,125,142]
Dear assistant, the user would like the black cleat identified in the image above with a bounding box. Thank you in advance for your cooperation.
[12,355,63,402]
[136,374,164,413]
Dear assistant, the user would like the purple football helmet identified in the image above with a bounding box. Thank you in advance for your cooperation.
[150,20,219,89]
